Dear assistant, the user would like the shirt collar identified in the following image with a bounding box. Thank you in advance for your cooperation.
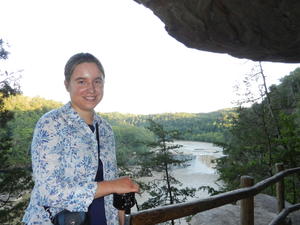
[61,102,102,126]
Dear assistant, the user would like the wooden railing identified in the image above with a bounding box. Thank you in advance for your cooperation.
[128,163,300,225]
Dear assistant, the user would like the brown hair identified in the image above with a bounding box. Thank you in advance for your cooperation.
[64,53,105,82]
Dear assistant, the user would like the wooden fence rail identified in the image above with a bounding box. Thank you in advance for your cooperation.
[128,163,300,225]
[269,203,300,225]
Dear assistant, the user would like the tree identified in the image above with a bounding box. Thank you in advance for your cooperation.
[216,64,300,203]
[102,110,228,144]
[3,95,62,167]
[112,123,155,176]
[0,40,33,224]
[140,119,197,225]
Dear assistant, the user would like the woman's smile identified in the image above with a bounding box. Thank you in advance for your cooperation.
[65,62,104,115]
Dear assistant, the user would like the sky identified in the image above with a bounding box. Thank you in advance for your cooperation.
[1,0,300,114]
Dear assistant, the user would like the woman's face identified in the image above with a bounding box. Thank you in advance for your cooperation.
[65,62,104,114]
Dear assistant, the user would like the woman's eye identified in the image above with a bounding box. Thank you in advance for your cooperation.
[95,79,104,85]
[78,80,86,85]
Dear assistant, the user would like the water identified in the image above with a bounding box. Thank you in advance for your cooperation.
[133,141,223,224]
[171,140,223,197]
[136,140,224,203]
[174,140,223,175]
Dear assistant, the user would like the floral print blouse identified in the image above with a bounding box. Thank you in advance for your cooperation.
[23,102,119,225]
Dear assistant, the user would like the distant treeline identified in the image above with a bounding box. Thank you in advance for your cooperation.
[101,110,231,143]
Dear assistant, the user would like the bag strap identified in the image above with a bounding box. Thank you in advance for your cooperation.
[44,206,55,223]
[95,123,100,156]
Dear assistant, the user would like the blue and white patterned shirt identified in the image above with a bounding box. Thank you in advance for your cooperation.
[23,102,119,225]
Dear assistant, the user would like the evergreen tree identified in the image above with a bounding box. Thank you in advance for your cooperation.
[140,119,197,225]
[216,64,300,203]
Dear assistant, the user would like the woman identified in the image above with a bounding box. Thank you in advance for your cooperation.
[23,53,139,225]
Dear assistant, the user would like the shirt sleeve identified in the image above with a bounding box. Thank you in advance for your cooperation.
[31,116,97,212]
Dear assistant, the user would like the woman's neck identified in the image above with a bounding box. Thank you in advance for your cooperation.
[81,111,94,124]
[71,104,94,124]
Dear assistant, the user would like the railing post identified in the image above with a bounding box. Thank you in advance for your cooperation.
[240,176,254,225]
[276,163,285,213]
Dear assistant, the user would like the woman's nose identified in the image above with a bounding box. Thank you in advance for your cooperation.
[86,82,96,93]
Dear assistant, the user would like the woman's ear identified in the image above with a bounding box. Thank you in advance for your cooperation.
[64,80,70,92]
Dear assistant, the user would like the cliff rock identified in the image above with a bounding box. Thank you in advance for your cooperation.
[134,0,300,63]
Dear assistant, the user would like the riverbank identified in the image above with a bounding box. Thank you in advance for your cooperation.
[132,140,224,224]
[134,140,223,210]
[135,170,221,205]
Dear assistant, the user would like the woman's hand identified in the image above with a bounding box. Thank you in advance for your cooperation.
[95,176,139,198]
[110,176,140,194]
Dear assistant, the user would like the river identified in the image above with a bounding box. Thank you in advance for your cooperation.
[171,140,223,197]
[135,140,224,206]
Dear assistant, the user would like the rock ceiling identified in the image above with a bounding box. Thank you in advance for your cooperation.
[134,0,300,63]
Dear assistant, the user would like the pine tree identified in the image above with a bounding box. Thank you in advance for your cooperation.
[140,119,197,225]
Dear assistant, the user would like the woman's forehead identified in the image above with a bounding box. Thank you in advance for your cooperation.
[71,63,104,78]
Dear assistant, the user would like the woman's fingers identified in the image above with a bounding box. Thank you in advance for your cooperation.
[113,176,140,194]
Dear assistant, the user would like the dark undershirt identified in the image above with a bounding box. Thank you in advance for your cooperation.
[87,124,107,225]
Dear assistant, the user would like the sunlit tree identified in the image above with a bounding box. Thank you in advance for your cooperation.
[0,40,33,224]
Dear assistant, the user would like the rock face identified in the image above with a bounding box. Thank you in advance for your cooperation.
[134,0,300,63]
[190,194,300,225]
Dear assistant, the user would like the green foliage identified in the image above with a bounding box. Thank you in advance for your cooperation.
[139,120,197,225]
[3,94,62,111]
[0,168,33,224]
[112,123,155,175]
[0,93,61,224]
[2,95,62,166]
[0,52,30,223]
[216,66,300,203]
[102,110,232,144]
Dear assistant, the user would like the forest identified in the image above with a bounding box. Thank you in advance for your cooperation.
[215,64,300,204]
[1,39,300,224]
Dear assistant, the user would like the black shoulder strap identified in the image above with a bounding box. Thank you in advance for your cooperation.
[95,123,100,155]
[44,206,55,223]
